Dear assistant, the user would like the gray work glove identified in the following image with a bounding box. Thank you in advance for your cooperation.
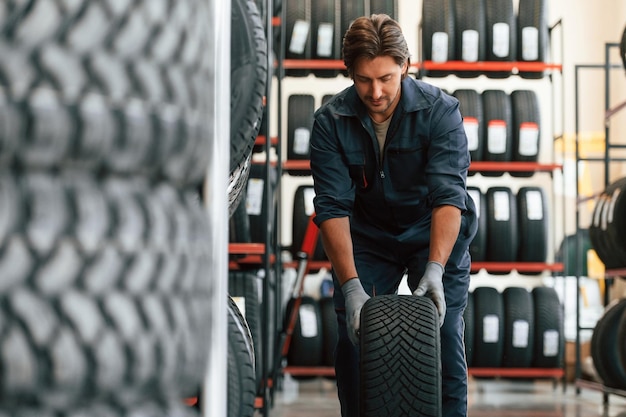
[341,278,371,346]
[413,261,446,327]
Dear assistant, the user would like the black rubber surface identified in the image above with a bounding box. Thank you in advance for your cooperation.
[0,171,212,412]
[517,186,548,264]
[484,0,517,78]
[517,0,549,78]
[502,287,534,367]
[226,295,257,417]
[286,94,315,176]
[421,0,455,78]
[486,187,518,263]
[285,296,323,372]
[472,287,504,368]
[311,0,341,78]
[453,0,486,78]
[453,89,484,164]
[592,299,626,389]
[482,90,513,175]
[511,90,541,177]
[467,186,487,263]
[292,185,327,260]
[360,295,441,417]
[531,287,563,368]
[285,0,312,77]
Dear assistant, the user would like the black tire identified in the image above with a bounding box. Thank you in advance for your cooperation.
[453,89,484,165]
[292,185,327,260]
[589,179,626,269]
[370,0,399,18]
[510,90,541,177]
[0,1,213,186]
[605,179,626,268]
[472,287,505,368]
[615,301,626,388]
[464,290,475,367]
[555,230,592,276]
[360,295,441,417]
[229,192,252,244]
[532,287,564,368]
[484,0,516,78]
[228,272,263,391]
[311,0,341,78]
[482,90,513,176]
[286,94,315,176]
[517,186,548,265]
[0,170,212,412]
[593,299,626,389]
[285,296,323,373]
[502,287,534,367]
[421,0,455,78]
[467,186,487,263]
[230,0,268,199]
[453,0,486,78]
[226,295,256,417]
[285,0,312,77]
[517,0,549,79]
[319,297,338,369]
[246,163,278,244]
[486,187,518,263]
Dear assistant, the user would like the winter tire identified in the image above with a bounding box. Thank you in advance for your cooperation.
[531,287,563,368]
[472,287,504,368]
[502,287,534,367]
[360,295,441,417]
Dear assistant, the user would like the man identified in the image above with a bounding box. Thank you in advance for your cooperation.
[309,14,478,417]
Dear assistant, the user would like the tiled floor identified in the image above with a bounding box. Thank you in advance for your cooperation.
[260,377,626,417]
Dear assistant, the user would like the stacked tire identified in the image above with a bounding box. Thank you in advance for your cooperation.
[591,299,626,390]
[465,287,563,369]
[421,0,549,79]
[0,2,216,416]
[589,177,626,269]
[468,186,549,268]
[453,88,542,175]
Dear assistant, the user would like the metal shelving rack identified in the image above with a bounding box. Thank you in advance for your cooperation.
[573,42,626,405]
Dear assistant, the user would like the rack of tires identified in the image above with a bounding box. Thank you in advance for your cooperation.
[572,40,626,405]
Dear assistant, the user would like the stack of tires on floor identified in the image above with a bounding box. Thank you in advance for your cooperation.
[0,1,216,416]
[588,177,626,390]
[464,286,564,369]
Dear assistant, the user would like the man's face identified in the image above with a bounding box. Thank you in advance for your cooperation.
[353,55,407,123]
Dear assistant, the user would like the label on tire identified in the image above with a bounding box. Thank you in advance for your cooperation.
[519,122,539,156]
[317,23,334,57]
[487,120,507,154]
[483,314,500,343]
[293,127,311,155]
[432,32,449,62]
[299,304,318,338]
[462,30,479,62]
[525,190,544,220]
[246,178,265,216]
[512,320,530,348]
[492,23,510,57]
[522,27,539,60]
[463,117,479,151]
[290,20,311,54]
[304,187,316,216]
[493,191,511,221]
[542,330,559,357]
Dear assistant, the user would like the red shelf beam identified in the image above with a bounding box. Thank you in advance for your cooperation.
[279,59,562,72]
[283,160,562,172]
[471,262,564,273]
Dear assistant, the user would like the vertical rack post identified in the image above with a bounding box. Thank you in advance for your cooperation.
[203,0,231,416]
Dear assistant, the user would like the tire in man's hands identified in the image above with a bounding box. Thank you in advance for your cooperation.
[359,295,442,417]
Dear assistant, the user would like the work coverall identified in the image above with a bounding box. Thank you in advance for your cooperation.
[310,76,478,417]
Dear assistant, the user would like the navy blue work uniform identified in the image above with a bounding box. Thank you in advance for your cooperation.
[310,76,478,417]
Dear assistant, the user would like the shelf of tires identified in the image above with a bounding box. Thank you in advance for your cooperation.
[572,40,626,404]
[272,0,567,383]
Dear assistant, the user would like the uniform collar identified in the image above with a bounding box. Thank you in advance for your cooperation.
[333,77,432,118]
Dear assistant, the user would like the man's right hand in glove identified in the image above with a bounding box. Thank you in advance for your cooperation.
[341,278,370,346]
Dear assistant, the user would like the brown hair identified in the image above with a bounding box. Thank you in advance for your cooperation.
[342,14,411,79]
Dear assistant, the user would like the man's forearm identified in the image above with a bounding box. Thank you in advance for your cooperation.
[429,205,462,266]
[319,217,358,286]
